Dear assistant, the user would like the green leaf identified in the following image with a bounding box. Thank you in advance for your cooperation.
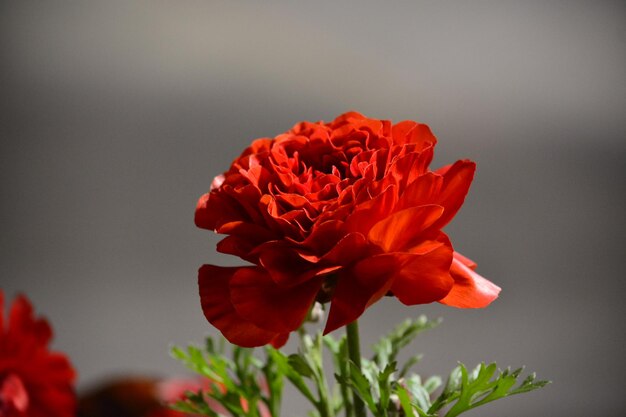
[405,375,432,412]
[170,325,549,417]
[343,361,378,412]
[326,335,352,416]
[437,362,550,417]
[269,349,317,405]
[395,385,417,417]
[372,316,441,369]
[263,347,284,417]
[377,361,397,412]
[423,375,442,395]
[288,353,315,378]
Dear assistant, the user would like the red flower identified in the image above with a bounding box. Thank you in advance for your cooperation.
[195,112,501,347]
[0,291,76,417]
[78,377,271,417]
[153,378,271,417]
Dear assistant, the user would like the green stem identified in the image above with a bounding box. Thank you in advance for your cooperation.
[341,368,354,417]
[315,334,334,417]
[346,320,366,417]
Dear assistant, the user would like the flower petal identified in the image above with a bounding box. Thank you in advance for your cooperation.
[321,232,372,265]
[0,290,4,335]
[453,251,477,270]
[194,192,246,231]
[368,205,444,252]
[323,254,400,334]
[392,120,437,148]
[7,293,52,351]
[198,265,284,347]
[438,255,501,308]
[395,172,443,212]
[431,160,476,229]
[345,185,398,235]
[230,268,322,334]
[255,241,341,288]
[390,243,455,305]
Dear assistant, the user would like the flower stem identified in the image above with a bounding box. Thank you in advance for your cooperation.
[346,320,366,417]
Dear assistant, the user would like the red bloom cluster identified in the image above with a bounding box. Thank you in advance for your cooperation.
[195,112,500,347]
[0,291,76,417]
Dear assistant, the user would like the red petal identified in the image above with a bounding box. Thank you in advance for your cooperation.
[198,265,281,347]
[230,268,322,334]
[7,294,52,351]
[194,192,221,230]
[0,374,29,412]
[216,236,259,263]
[256,242,319,287]
[345,185,398,235]
[297,220,346,257]
[323,254,399,334]
[194,192,246,231]
[395,172,443,212]
[216,221,274,242]
[270,333,290,349]
[332,111,367,125]
[321,232,372,265]
[368,205,444,252]
[439,255,501,308]
[453,251,477,270]
[0,290,4,335]
[383,151,427,192]
[390,243,455,305]
[392,121,437,148]
[431,160,476,229]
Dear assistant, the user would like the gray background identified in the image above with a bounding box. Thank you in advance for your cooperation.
[1,1,625,416]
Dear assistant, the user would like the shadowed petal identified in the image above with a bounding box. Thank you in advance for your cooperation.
[195,192,246,231]
[324,254,400,334]
[255,241,340,288]
[391,243,455,305]
[439,255,501,308]
[198,265,285,347]
[230,268,322,334]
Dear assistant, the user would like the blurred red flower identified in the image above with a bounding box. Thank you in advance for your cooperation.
[0,290,76,417]
[152,378,270,417]
[78,376,270,417]
[195,112,501,347]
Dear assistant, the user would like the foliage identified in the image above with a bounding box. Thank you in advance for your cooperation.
[171,316,548,416]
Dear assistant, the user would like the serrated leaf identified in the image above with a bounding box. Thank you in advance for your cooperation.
[377,361,397,411]
[405,375,432,412]
[269,349,317,405]
[346,361,377,413]
[288,354,315,378]
[441,362,550,417]
[372,316,440,369]
[428,365,463,413]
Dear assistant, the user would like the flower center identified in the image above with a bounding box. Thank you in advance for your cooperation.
[0,373,29,416]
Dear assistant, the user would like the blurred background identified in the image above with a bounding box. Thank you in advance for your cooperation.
[1,1,625,416]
